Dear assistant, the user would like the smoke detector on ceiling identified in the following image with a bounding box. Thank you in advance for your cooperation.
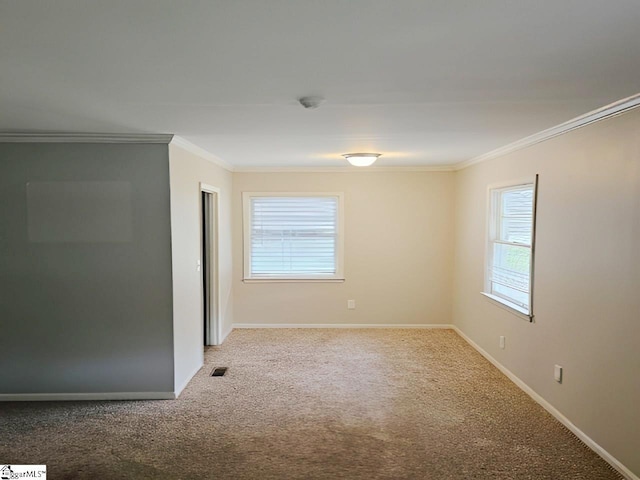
[298,96,324,109]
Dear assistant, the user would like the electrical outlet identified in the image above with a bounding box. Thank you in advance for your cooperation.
[554,365,563,383]
[347,300,356,310]
[499,336,505,349]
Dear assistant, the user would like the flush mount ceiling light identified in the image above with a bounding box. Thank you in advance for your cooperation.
[342,153,381,167]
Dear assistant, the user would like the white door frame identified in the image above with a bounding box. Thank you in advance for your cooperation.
[200,183,221,345]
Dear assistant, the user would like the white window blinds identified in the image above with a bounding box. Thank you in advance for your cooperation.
[485,180,537,317]
[245,195,342,279]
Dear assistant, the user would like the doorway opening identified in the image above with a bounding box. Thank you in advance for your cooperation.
[201,184,221,345]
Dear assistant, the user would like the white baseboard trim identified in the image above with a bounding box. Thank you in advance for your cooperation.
[451,326,638,480]
[221,324,234,342]
[174,362,203,398]
[233,323,454,329]
[0,392,176,401]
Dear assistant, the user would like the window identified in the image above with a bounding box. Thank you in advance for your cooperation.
[242,192,344,281]
[483,177,538,318]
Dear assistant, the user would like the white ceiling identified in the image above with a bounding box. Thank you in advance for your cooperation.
[1,1,640,168]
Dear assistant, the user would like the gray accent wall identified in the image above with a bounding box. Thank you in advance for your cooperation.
[0,143,175,394]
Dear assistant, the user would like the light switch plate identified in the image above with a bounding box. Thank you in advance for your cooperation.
[554,364,563,383]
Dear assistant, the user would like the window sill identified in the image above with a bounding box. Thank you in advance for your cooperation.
[480,292,533,322]
[243,278,345,284]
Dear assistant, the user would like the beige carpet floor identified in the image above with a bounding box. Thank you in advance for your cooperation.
[0,329,622,479]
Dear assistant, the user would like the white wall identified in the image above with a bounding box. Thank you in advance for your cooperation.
[452,109,640,476]
[232,171,455,326]
[169,144,234,394]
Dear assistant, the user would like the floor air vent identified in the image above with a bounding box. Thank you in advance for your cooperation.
[211,367,228,377]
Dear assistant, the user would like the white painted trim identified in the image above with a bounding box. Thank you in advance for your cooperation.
[221,324,234,343]
[243,278,345,283]
[233,165,456,173]
[200,183,222,346]
[242,192,345,281]
[486,177,537,192]
[451,326,639,480]
[233,323,454,329]
[0,133,173,144]
[480,292,531,321]
[174,362,203,398]
[7,93,635,172]
[456,92,640,170]
[171,136,234,172]
[0,392,176,401]
[483,178,537,321]
[200,183,220,194]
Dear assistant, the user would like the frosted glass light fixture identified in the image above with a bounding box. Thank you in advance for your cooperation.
[342,153,381,167]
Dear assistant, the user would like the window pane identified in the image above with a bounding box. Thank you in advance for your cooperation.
[250,196,337,276]
[501,188,533,216]
[500,217,532,244]
[499,188,533,244]
[490,243,530,307]
[493,283,529,309]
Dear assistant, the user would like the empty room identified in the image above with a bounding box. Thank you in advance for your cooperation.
[1,1,639,479]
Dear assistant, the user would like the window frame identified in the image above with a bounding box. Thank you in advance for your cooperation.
[242,192,345,282]
[482,176,538,321]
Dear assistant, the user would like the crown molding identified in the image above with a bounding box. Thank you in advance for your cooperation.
[233,165,456,173]
[455,92,640,171]
[0,132,174,144]
[5,93,638,173]
[170,135,234,172]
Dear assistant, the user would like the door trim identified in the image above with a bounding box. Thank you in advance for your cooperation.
[200,183,221,345]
